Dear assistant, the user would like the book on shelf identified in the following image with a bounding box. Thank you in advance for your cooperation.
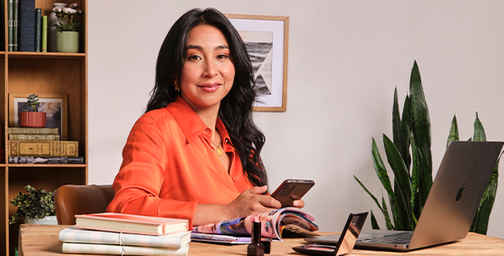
[18,0,35,52]
[9,140,78,157]
[192,207,319,241]
[8,0,19,51]
[35,8,41,52]
[8,127,59,135]
[9,156,83,164]
[59,226,191,248]
[75,212,189,236]
[62,242,189,256]
[9,134,60,141]
[42,15,47,52]
[0,0,5,51]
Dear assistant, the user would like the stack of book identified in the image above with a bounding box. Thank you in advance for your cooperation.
[59,213,191,256]
[7,127,83,164]
[8,0,48,52]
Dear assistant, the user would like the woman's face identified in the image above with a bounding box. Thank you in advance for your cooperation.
[179,24,235,113]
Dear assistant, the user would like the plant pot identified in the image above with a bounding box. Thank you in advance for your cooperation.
[49,3,68,52]
[56,31,79,53]
[19,112,46,128]
[24,216,58,225]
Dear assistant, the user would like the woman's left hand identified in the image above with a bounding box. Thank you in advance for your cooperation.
[292,199,305,208]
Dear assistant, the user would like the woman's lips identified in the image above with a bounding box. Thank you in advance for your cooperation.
[198,82,221,92]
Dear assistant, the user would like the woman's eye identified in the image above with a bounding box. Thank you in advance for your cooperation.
[217,54,229,60]
[188,55,201,60]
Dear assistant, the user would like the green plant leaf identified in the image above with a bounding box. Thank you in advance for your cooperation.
[383,134,414,230]
[400,95,412,170]
[469,112,491,234]
[409,60,432,175]
[470,152,501,234]
[408,61,433,222]
[381,195,394,230]
[354,175,382,211]
[354,175,393,230]
[392,87,402,154]
[370,210,380,230]
[392,88,411,171]
[371,138,395,200]
[410,139,432,219]
[472,112,486,142]
[9,185,55,224]
[446,115,459,147]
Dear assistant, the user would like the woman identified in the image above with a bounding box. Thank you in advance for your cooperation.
[107,8,304,228]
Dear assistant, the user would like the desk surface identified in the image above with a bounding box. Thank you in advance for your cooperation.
[19,224,504,256]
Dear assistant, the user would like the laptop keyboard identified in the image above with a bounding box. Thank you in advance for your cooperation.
[360,232,412,245]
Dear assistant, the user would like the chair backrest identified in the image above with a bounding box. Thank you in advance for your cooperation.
[54,184,115,225]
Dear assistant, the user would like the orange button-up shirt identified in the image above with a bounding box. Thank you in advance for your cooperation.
[106,97,253,228]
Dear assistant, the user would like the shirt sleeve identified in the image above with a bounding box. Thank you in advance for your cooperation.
[106,114,199,227]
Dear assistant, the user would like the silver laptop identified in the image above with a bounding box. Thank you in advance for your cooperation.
[306,141,504,251]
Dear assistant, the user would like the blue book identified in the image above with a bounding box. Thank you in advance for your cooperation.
[18,0,35,52]
[34,8,41,52]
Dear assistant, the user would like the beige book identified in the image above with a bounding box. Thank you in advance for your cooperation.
[9,140,78,157]
[7,127,59,135]
[8,134,60,141]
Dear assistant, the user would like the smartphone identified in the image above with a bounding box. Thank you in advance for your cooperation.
[271,179,315,207]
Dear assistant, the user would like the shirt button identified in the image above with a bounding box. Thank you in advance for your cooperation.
[233,177,238,182]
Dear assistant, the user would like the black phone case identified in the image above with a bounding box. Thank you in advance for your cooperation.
[271,179,314,207]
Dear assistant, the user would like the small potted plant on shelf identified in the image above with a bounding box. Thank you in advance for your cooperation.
[9,185,57,225]
[52,2,84,53]
[19,94,46,128]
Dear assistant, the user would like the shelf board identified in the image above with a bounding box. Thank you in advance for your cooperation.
[6,52,86,59]
[7,164,86,168]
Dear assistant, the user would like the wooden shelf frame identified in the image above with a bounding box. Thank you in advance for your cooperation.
[0,1,88,255]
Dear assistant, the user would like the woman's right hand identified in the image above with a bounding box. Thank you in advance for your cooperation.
[193,186,281,226]
[224,186,282,219]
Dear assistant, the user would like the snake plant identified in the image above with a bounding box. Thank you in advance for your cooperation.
[354,61,501,235]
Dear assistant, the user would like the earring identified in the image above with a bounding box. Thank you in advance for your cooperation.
[173,80,180,92]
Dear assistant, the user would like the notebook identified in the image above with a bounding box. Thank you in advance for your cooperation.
[293,211,368,256]
[306,141,504,251]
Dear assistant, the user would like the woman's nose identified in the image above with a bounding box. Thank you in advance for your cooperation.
[203,60,218,77]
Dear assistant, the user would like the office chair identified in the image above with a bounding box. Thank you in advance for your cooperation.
[54,184,115,225]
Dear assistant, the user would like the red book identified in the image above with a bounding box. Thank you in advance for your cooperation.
[75,212,189,236]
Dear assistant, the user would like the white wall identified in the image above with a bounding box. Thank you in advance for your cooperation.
[88,0,504,238]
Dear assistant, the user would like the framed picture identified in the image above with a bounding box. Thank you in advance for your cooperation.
[226,14,289,112]
[9,93,68,140]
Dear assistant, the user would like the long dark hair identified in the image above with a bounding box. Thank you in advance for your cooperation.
[147,8,267,186]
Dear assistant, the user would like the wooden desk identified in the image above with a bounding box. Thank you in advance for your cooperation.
[19,224,504,256]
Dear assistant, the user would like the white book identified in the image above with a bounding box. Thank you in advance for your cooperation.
[59,226,191,248]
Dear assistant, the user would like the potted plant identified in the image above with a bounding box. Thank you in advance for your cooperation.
[354,61,502,235]
[9,185,57,225]
[52,2,83,53]
[19,94,46,128]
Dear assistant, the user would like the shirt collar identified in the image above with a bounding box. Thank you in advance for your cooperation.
[166,97,230,144]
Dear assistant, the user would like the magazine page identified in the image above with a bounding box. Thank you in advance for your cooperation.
[192,207,318,240]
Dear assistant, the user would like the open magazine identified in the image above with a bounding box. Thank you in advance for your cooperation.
[192,207,319,241]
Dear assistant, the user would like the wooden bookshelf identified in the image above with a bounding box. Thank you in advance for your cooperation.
[1,1,88,255]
